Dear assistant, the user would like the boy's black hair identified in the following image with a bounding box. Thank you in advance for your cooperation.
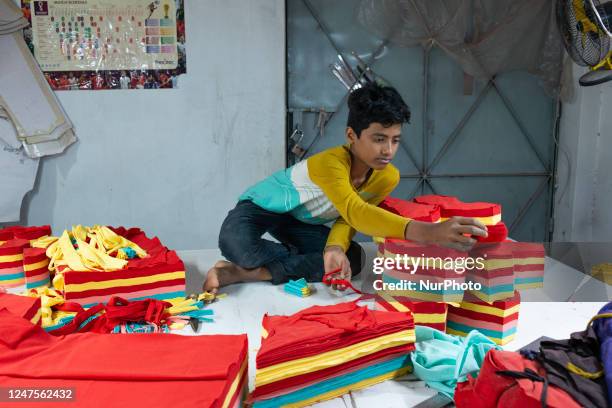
[347,82,410,137]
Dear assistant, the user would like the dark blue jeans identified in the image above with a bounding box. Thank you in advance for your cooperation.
[218,200,364,285]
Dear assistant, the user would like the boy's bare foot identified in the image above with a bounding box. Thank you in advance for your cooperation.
[203,260,272,294]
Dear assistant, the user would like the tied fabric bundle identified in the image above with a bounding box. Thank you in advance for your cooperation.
[50,226,186,307]
[17,289,215,334]
[374,293,448,332]
[467,243,515,302]
[446,291,520,346]
[454,349,581,407]
[382,239,467,303]
[249,302,415,407]
[0,307,248,408]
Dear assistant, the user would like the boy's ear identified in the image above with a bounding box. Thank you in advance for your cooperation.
[346,127,358,144]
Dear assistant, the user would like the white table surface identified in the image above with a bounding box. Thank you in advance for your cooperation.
[176,247,608,408]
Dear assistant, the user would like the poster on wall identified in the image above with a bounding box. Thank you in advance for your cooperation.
[20,0,186,90]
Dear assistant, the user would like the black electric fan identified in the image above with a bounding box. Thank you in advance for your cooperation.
[556,0,612,86]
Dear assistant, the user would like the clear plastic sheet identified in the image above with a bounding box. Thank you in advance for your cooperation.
[19,0,186,90]
[356,0,564,98]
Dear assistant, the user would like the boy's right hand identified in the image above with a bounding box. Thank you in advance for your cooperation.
[404,217,488,252]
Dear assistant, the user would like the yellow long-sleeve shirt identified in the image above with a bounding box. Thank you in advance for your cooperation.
[239,145,410,251]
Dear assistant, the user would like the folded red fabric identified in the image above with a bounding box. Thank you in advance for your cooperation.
[0,308,247,408]
[455,349,580,408]
[0,225,51,241]
[0,293,40,324]
[414,195,501,219]
[379,197,441,222]
[257,302,414,369]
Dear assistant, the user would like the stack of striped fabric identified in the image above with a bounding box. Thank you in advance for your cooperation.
[508,242,545,290]
[0,239,30,289]
[382,238,467,303]
[467,244,515,302]
[375,197,441,245]
[23,248,50,289]
[374,292,448,332]
[0,225,51,291]
[446,291,520,345]
[58,227,186,307]
[248,302,415,407]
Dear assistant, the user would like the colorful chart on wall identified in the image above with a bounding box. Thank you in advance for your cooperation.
[20,0,186,90]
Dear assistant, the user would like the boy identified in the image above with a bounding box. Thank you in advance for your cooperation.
[204,83,487,294]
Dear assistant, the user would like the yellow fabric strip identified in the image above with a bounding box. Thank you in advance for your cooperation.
[415,313,447,324]
[566,362,603,379]
[515,282,543,290]
[221,358,248,408]
[458,302,520,317]
[0,254,23,263]
[513,257,544,266]
[23,259,49,272]
[262,327,269,339]
[64,271,184,292]
[0,240,5,246]
[282,366,412,408]
[483,259,515,270]
[30,235,58,249]
[0,277,24,285]
[30,309,42,325]
[446,328,515,346]
[378,293,447,323]
[440,214,501,225]
[255,329,415,386]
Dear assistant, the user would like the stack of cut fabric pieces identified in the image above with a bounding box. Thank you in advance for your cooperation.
[248,302,415,407]
[0,225,51,291]
[446,291,520,345]
[507,241,545,290]
[467,243,515,302]
[0,307,248,407]
[382,238,467,302]
[374,196,441,244]
[374,292,448,332]
[284,278,311,297]
[47,226,186,307]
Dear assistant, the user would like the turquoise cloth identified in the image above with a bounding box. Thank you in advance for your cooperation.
[411,325,500,398]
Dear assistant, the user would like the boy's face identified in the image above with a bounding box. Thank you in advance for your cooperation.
[347,122,402,170]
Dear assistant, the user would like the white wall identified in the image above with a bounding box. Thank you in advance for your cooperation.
[554,64,612,242]
[23,0,286,250]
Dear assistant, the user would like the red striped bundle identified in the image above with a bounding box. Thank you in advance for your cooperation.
[467,244,515,302]
[447,291,520,346]
[60,228,186,307]
[0,239,30,290]
[374,293,448,332]
[23,248,50,289]
[381,238,467,303]
[508,241,545,290]
[0,225,51,242]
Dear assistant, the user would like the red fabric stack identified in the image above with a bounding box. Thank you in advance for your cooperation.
[0,226,51,291]
[249,302,415,407]
[0,307,248,408]
[60,227,186,307]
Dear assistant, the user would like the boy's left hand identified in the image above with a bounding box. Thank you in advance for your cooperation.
[323,246,352,290]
